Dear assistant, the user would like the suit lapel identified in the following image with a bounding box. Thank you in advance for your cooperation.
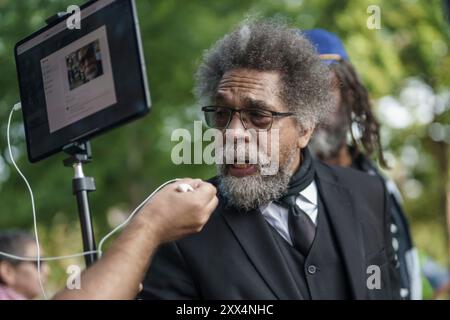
[220,204,303,300]
[315,163,368,299]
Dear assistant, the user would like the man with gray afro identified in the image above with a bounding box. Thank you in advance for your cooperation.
[140,20,401,300]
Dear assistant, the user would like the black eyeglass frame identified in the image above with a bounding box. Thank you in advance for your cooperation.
[202,105,295,131]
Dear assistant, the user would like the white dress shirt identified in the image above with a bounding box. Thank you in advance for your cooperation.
[260,180,318,246]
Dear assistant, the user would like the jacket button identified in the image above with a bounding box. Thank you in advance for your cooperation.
[307,265,317,275]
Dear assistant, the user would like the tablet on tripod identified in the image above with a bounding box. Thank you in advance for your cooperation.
[15,0,151,163]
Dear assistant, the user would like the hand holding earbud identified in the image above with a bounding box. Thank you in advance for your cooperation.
[137,178,218,244]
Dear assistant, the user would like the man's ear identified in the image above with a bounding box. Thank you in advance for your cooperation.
[297,125,315,149]
[0,262,16,286]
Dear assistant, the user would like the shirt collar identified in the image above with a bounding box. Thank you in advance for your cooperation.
[260,179,318,212]
[298,180,318,206]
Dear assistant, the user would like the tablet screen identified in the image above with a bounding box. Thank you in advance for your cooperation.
[15,0,150,162]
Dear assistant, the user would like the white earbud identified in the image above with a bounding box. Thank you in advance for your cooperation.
[176,183,194,193]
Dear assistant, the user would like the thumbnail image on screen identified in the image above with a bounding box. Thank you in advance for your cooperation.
[41,25,117,133]
[66,40,104,91]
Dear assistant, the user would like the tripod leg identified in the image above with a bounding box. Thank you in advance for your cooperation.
[75,189,97,267]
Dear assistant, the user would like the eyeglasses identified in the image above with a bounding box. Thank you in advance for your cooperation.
[202,106,294,131]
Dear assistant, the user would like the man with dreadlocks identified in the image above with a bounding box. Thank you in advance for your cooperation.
[305,29,421,300]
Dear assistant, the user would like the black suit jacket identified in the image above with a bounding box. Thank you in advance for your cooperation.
[139,161,401,300]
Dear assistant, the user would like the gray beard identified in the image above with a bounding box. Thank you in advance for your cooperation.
[217,148,297,211]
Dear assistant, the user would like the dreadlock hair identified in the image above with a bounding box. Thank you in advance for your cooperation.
[330,59,388,168]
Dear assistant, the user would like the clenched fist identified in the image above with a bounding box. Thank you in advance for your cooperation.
[136,179,218,244]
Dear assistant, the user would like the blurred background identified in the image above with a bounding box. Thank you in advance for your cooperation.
[0,0,449,298]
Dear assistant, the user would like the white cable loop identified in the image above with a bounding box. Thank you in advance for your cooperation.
[0,102,180,299]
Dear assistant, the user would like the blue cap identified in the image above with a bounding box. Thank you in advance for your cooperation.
[302,29,349,65]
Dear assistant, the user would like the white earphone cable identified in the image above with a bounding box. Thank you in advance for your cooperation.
[0,102,180,299]
[97,178,180,257]
[5,103,47,299]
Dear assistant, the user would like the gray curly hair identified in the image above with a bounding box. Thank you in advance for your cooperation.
[195,19,332,129]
